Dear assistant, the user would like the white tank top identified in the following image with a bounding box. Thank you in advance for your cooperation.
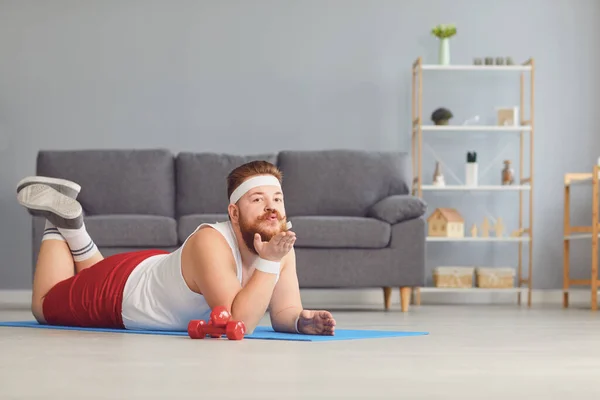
[121,221,244,331]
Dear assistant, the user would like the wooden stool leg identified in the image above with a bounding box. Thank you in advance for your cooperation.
[383,287,392,310]
[563,183,570,308]
[592,235,598,311]
[563,240,570,308]
[400,287,411,312]
[593,165,599,311]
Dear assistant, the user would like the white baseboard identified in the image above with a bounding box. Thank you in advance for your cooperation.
[1,288,595,309]
[0,290,32,307]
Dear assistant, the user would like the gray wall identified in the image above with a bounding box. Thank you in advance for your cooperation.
[0,0,598,290]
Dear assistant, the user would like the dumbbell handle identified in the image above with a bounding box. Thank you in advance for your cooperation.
[200,324,227,337]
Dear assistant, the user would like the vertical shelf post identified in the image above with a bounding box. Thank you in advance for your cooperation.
[528,59,535,307]
[518,71,525,305]
[417,57,423,198]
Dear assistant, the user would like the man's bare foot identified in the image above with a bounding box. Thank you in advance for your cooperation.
[297,310,336,335]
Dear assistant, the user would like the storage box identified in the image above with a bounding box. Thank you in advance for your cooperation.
[433,267,474,288]
[475,267,515,288]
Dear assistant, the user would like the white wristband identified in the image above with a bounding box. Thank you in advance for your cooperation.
[294,315,300,333]
[254,257,280,275]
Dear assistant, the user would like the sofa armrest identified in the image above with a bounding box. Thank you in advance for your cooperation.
[367,195,427,224]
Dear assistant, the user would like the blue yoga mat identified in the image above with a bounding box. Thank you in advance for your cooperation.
[0,320,428,342]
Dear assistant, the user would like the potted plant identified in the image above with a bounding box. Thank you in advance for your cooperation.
[431,107,453,125]
[431,24,457,65]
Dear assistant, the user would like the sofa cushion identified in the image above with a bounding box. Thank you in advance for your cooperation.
[367,195,427,224]
[277,150,411,217]
[36,149,175,217]
[82,215,178,247]
[178,214,229,242]
[176,152,278,216]
[290,216,391,249]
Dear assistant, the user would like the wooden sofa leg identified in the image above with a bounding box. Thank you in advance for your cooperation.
[400,287,411,312]
[383,287,392,310]
[413,287,421,306]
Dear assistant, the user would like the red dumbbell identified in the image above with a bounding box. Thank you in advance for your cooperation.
[188,319,206,339]
[210,306,230,326]
[187,306,246,340]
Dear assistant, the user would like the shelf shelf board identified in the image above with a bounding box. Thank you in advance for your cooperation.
[420,64,531,72]
[420,125,531,132]
[421,185,530,191]
[418,287,527,293]
[564,233,600,241]
[426,236,530,242]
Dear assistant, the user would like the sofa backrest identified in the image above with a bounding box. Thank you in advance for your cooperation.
[36,149,176,217]
[175,152,278,216]
[34,149,411,219]
[277,150,411,217]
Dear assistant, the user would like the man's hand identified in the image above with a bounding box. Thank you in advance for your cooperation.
[254,231,296,262]
[297,310,336,335]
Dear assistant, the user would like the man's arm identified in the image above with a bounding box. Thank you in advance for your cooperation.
[268,247,304,333]
[185,227,279,334]
[269,247,337,335]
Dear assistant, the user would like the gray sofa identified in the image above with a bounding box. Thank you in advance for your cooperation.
[30,149,426,311]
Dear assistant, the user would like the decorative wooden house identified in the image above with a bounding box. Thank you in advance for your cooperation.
[427,208,465,238]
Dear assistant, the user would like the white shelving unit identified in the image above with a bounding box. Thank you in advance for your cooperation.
[420,64,531,72]
[426,236,530,242]
[419,287,527,294]
[411,57,535,306]
[422,125,531,132]
[421,184,530,191]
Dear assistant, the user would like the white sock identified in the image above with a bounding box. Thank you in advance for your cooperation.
[42,220,66,242]
[57,222,98,262]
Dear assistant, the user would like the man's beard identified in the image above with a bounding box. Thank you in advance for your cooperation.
[238,209,288,254]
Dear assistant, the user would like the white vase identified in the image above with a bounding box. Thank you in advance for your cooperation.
[466,162,478,186]
[439,38,450,65]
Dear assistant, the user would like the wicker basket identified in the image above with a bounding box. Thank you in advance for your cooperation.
[433,267,474,288]
[475,267,515,288]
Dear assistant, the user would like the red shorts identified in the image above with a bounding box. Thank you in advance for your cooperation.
[42,249,170,328]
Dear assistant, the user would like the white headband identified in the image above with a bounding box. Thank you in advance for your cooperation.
[229,175,282,204]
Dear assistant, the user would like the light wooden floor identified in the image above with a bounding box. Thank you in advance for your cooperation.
[1,304,599,399]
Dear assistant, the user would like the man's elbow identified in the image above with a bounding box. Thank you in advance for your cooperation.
[270,320,284,333]
[229,307,262,335]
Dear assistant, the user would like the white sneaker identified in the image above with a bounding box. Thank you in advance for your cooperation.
[17,184,83,229]
[16,176,81,199]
